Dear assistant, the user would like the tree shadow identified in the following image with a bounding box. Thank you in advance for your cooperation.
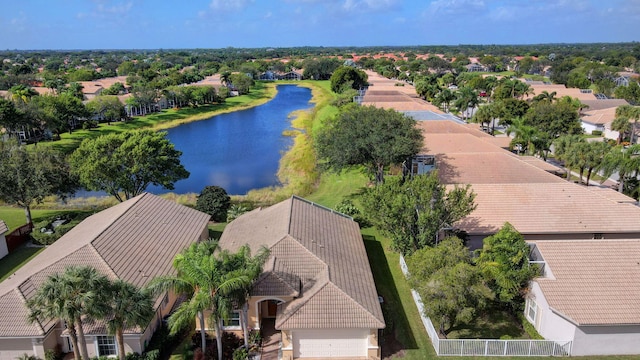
[363,234,418,357]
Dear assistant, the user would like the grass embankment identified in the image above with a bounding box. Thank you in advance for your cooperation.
[41,82,276,154]
[241,80,339,205]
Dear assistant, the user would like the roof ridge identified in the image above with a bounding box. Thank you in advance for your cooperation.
[87,245,120,280]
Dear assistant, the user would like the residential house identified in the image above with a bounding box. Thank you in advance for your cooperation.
[416,120,640,249]
[414,119,640,355]
[0,221,8,260]
[527,240,640,355]
[0,193,210,360]
[218,196,385,359]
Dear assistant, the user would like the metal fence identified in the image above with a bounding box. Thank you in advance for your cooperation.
[399,255,572,357]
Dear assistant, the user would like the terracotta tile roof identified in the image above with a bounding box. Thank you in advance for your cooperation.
[0,193,210,337]
[436,152,564,185]
[580,99,629,112]
[533,240,640,325]
[581,107,617,125]
[0,220,7,234]
[219,196,385,330]
[524,84,597,101]
[456,183,640,236]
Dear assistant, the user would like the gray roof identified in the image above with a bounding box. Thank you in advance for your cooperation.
[0,220,7,234]
[219,196,385,330]
[0,193,210,338]
[402,110,463,122]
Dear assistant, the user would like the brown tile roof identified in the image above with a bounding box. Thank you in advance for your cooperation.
[219,196,385,330]
[0,193,210,337]
[581,107,617,126]
[436,152,564,185]
[0,220,7,234]
[533,240,640,325]
[417,120,640,237]
[580,99,629,112]
[524,84,597,101]
[456,183,640,236]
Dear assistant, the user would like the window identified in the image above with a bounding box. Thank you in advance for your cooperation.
[97,336,117,357]
[526,299,538,324]
[223,311,241,328]
[593,233,604,240]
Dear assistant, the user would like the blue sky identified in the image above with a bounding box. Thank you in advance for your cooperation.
[1,0,638,50]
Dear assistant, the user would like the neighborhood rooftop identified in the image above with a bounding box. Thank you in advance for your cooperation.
[219,196,385,330]
[0,193,210,338]
[532,239,640,325]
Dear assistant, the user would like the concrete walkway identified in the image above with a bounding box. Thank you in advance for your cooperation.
[261,319,280,360]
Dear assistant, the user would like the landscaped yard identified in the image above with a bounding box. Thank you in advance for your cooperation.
[0,245,43,282]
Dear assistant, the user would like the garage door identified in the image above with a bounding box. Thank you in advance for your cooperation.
[293,329,368,358]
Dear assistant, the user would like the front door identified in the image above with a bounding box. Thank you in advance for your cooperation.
[267,300,278,317]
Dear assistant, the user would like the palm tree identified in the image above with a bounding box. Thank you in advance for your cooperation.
[611,116,631,144]
[506,117,538,155]
[553,135,586,179]
[220,71,232,88]
[147,240,268,360]
[454,86,479,120]
[601,144,640,193]
[532,90,557,104]
[434,88,454,113]
[105,280,155,360]
[26,266,110,360]
[221,245,270,347]
[616,105,640,144]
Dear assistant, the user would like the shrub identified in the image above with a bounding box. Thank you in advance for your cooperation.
[232,347,248,360]
[196,186,231,222]
[591,130,603,136]
[227,204,249,222]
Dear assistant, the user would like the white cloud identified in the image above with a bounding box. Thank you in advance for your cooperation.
[427,0,485,15]
[342,0,399,12]
[210,0,253,11]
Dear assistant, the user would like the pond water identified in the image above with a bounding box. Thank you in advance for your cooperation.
[146,84,312,195]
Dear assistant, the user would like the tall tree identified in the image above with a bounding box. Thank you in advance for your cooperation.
[0,140,77,224]
[611,115,632,144]
[553,135,586,179]
[315,105,423,184]
[475,223,538,307]
[70,130,189,202]
[105,280,155,360]
[329,66,368,93]
[407,237,494,337]
[615,105,640,144]
[27,266,111,360]
[86,95,126,125]
[147,240,268,360]
[362,172,476,254]
[601,144,640,194]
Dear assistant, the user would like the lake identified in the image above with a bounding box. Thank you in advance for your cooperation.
[147,84,312,195]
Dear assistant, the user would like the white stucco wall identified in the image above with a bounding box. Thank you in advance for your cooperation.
[581,121,604,134]
[527,282,576,341]
[572,325,640,356]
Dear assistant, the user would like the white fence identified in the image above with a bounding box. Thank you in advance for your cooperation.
[399,255,572,356]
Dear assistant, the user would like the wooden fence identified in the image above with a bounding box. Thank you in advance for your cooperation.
[6,223,32,253]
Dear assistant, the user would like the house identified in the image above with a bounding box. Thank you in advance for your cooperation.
[0,193,210,360]
[0,221,8,260]
[218,196,385,359]
[527,240,640,355]
[416,120,640,249]
[580,107,619,139]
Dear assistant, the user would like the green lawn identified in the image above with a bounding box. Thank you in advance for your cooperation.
[0,245,44,281]
[0,207,83,231]
[36,82,276,155]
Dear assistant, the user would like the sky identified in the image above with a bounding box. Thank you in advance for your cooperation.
[1,0,639,50]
